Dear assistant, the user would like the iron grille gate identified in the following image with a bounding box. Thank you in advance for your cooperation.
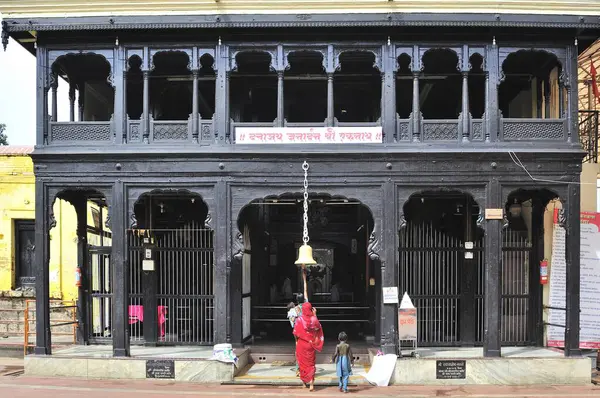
[88,246,112,342]
[398,222,485,346]
[501,228,532,345]
[128,222,215,345]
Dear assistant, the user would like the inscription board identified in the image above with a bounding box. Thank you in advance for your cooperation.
[436,360,466,379]
[485,208,503,220]
[146,360,175,379]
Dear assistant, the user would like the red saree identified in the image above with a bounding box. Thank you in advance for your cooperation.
[293,302,324,384]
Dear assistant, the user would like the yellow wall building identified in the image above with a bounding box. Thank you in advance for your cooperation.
[0,146,82,301]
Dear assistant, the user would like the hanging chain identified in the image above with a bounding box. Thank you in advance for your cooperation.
[302,161,310,244]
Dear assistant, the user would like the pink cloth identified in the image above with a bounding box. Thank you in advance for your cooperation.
[128,305,168,337]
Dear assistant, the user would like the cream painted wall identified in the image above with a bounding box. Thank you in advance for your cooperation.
[1,0,600,17]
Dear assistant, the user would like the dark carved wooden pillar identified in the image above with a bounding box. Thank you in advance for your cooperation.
[78,82,85,122]
[484,179,502,357]
[112,181,129,357]
[327,73,334,127]
[36,46,48,145]
[530,199,545,346]
[564,182,582,356]
[214,181,228,343]
[380,182,398,354]
[51,73,58,122]
[215,43,228,144]
[461,71,470,142]
[484,70,490,142]
[277,71,284,127]
[411,72,420,142]
[69,83,76,122]
[74,197,89,344]
[486,43,499,142]
[461,45,470,142]
[34,181,51,355]
[383,44,396,143]
[566,44,578,143]
[544,78,551,117]
[113,45,125,144]
[142,70,150,144]
[192,69,200,143]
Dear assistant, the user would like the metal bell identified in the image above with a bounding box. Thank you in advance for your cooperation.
[295,243,317,266]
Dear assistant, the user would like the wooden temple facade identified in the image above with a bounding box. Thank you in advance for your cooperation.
[2,1,599,359]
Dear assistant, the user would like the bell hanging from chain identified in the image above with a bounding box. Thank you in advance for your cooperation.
[295,160,317,267]
[295,243,316,266]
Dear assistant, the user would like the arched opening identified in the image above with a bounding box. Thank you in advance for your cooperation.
[284,51,327,124]
[500,50,563,119]
[126,55,143,120]
[230,51,277,123]
[421,49,462,120]
[198,53,217,120]
[399,190,483,346]
[50,53,114,122]
[128,190,214,345]
[150,51,192,121]
[503,188,560,347]
[48,189,110,344]
[334,51,381,123]
[238,193,377,346]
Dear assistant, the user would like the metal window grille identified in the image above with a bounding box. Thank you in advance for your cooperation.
[128,221,214,345]
[88,246,112,342]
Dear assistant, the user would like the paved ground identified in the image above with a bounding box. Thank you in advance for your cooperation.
[1,376,600,398]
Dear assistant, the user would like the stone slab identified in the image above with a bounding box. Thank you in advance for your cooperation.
[390,357,592,385]
[232,363,370,386]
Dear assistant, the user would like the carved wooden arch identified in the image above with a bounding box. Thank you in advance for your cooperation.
[126,187,214,229]
[229,48,277,73]
[419,47,462,72]
[283,48,327,73]
[334,48,382,73]
[395,46,414,73]
[126,51,143,72]
[49,50,115,88]
[198,50,217,72]
[468,48,486,71]
[149,48,193,72]
[397,186,486,231]
[231,186,383,261]
[501,186,563,229]
[499,48,567,85]
[47,186,113,231]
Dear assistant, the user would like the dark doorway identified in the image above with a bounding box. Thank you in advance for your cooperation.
[128,192,214,345]
[14,220,35,289]
[239,194,377,344]
[399,192,484,346]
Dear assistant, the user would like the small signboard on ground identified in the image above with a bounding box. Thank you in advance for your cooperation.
[436,360,466,379]
[146,360,175,379]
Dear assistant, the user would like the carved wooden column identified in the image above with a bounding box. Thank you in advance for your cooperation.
[34,181,51,355]
[544,78,551,117]
[486,43,499,142]
[215,42,228,144]
[113,45,125,144]
[411,72,420,142]
[484,179,502,357]
[380,182,398,354]
[51,73,58,122]
[78,83,85,122]
[112,180,129,357]
[277,71,284,127]
[142,70,150,143]
[192,69,200,143]
[461,71,470,142]
[327,73,334,127]
[73,197,89,344]
[36,46,49,145]
[566,44,578,143]
[69,83,76,121]
[461,45,470,142]
[484,70,490,142]
[214,180,229,343]
[564,182,582,356]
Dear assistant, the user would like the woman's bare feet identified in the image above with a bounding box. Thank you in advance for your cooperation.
[309,380,314,392]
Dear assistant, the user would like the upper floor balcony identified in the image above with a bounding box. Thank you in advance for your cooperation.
[38,42,578,149]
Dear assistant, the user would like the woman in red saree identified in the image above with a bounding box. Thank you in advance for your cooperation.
[293,302,324,391]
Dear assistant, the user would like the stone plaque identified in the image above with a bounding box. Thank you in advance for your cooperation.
[146,360,175,379]
[436,360,466,379]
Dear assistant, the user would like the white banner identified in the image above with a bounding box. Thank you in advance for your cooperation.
[235,126,383,144]
[548,210,600,349]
